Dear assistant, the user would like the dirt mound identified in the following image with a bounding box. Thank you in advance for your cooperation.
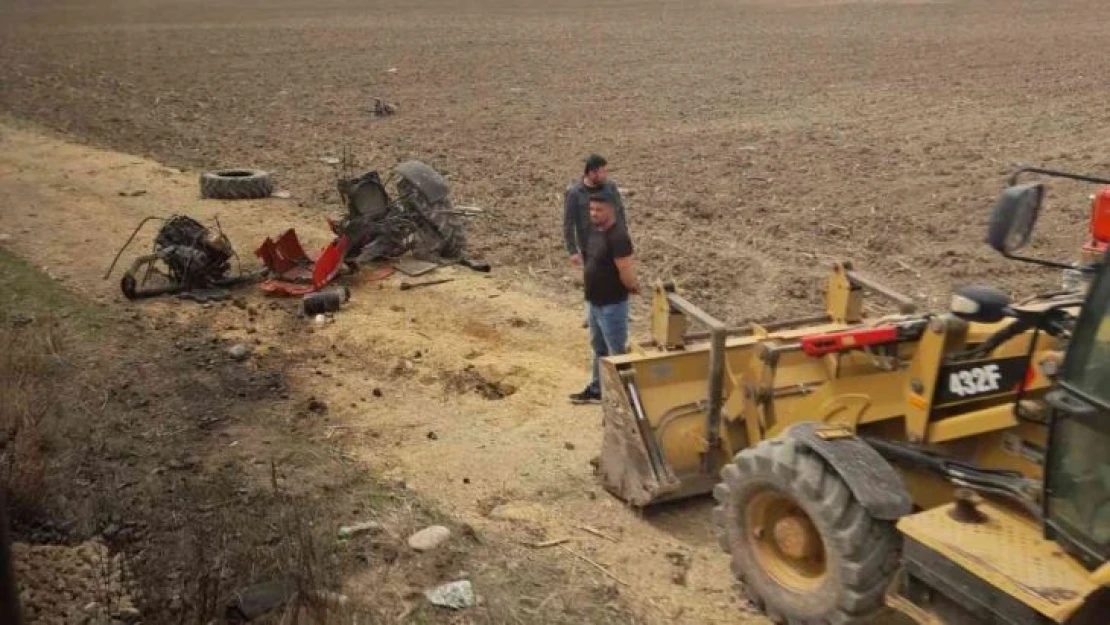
[441,365,519,400]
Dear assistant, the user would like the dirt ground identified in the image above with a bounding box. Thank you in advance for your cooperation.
[0,223,647,625]
[0,123,748,623]
[3,0,1110,322]
[3,0,1110,623]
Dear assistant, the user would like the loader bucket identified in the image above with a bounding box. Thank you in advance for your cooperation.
[597,284,778,506]
[597,364,683,506]
[595,278,867,506]
[597,344,747,506]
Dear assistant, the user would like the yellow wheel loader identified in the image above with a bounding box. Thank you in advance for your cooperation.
[596,166,1110,624]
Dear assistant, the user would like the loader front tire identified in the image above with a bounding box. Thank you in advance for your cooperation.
[712,437,899,624]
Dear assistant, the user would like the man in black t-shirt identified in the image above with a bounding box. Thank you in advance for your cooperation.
[570,195,640,404]
[564,154,628,328]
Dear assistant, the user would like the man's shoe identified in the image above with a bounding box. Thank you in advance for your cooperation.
[569,387,601,405]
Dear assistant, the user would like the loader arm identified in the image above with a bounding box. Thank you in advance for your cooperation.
[599,266,932,505]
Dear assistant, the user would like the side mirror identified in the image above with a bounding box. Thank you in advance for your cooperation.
[950,285,1012,323]
[986,184,1044,254]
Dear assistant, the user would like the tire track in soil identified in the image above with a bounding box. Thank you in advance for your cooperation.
[0,121,764,624]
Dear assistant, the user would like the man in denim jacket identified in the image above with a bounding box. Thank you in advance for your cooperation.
[563,154,627,268]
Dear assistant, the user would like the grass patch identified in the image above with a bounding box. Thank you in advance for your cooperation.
[0,248,90,519]
[0,247,108,332]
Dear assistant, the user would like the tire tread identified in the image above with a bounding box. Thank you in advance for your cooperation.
[200,170,274,200]
[712,436,901,624]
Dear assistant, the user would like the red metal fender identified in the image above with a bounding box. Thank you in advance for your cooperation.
[255,229,349,296]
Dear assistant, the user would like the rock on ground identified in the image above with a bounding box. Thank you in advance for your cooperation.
[228,343,251,361]
[424,580,475,609]
[338,520,383,539]
[407,525,451,552]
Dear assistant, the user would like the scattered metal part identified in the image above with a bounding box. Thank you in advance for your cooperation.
[332,159,485,266]
[245,158,489,296]
[400,278,455,291]
[302,287,350,315]
[177,288,230,303]
[255,229,349,296]
[372,98,397,117]
[394,257,439,277]
[106,215,252,300]
[457,258,491,273]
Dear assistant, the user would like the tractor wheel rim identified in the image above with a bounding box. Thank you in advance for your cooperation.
[746,488,827,591]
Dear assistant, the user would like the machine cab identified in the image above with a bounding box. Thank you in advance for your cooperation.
[1045,260,1110,571]
[984,167,1110,571]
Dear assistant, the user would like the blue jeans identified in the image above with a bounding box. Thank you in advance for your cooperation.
[587,299,629,394]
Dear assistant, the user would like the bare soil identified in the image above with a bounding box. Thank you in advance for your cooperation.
[0,124,723,624]
[0,244,642,624]
[2,0,1109,322]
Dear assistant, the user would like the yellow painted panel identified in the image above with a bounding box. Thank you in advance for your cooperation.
[898,503,1096,622]
[926,405,1019,443]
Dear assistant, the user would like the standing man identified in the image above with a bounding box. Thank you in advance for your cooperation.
[570,195,640,404]
[563,154,627,268]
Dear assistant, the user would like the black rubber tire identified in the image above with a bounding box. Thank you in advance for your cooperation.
[397,177,467,260]
[120,273,137,300]
[199,169,274,200]
[712,437,900,625]
[419,199,467,260]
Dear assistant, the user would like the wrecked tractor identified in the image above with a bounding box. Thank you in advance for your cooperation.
[336,160,469,264]
[106,215,252,300]
[256,160,480,295]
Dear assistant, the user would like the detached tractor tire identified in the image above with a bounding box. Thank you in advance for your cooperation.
[199,169,274,200]
[418,199,467,260]
[712,438,900,624]
[396,176,468,261]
